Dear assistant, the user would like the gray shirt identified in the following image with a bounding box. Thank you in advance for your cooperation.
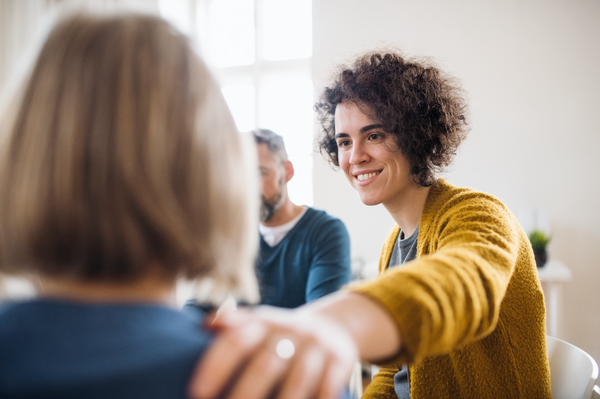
[389,226,419,268]
[388,226,419,399]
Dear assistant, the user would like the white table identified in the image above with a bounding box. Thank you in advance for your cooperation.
[537,260,572,337]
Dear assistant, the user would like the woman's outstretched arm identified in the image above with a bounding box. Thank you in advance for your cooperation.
[189,291,401,399]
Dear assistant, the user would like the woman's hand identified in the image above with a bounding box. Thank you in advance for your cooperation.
[189,305,358,399]
[188,292,401,399]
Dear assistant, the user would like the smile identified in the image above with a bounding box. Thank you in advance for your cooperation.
[356,171,380,181]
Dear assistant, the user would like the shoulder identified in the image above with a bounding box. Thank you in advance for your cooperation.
[0,299,213,349]
[0,300,43,338]
[424,178,512,221]
[0,300,213,396]
[302,208,350,242]
[0,302,16,338]
[420,178,521,249]
[302,207,347,230]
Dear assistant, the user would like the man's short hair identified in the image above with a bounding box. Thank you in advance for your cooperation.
[251,128,288,163]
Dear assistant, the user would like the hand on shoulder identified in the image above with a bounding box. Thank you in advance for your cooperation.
[189,304,358,399]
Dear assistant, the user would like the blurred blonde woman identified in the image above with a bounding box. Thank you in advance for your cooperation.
[0,12,257,398]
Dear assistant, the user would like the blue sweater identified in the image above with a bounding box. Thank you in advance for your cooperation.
[0,299,212,399]
[256,207,351,308]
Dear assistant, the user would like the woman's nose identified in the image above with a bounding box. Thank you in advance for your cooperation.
[349,142,369,165]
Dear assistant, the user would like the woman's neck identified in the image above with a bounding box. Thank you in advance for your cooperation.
[39,268,177,306]
[383,184,431,237]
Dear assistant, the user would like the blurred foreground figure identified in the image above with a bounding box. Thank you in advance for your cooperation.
[0,12,258,399]
[189,51,552,399]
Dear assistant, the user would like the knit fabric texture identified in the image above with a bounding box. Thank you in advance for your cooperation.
[352,178,552,399]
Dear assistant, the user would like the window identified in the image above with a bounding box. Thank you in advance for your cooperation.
[158,0,314,206]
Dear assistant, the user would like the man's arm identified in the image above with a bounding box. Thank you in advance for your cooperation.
[305,218,352,302]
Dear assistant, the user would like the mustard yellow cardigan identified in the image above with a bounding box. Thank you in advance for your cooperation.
[351,179,552,399]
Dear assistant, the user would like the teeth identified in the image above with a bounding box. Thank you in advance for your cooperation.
[357,172,379,181]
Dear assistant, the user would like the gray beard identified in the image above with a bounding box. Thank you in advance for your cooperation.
[260,192,285,223]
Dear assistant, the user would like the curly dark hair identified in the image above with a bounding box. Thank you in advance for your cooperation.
[315,51,469,187]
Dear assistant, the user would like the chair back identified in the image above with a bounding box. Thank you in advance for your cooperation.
[348,361,364,399]
[546,335,599,399]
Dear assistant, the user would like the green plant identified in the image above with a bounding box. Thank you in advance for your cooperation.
[528,229,551,252]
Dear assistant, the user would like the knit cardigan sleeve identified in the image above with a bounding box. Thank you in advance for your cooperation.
[362,365,399,399]
[350,179,521,366]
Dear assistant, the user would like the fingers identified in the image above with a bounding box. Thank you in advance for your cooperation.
[188,307,358,399]
[189,313,266,399]
[225,338,292,399]
[275,344,325,399]
[316,355,353,399]
[275,317,356,399]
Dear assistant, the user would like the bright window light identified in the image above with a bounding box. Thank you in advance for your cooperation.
[159,0,313,206]
[221,85,256,132]
[261,0,312,61]
[157,0,192,35]
[258,78,314,156]
[209,0,255,67]
[287,154,313,207]
[259,77,313,206]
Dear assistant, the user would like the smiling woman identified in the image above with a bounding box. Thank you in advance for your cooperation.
[317,52,468,188]
[311,51,552,399]
[186,50,552,399]
[334,101,414,214]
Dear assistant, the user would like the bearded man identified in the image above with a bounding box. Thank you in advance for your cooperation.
[252,129,351,308]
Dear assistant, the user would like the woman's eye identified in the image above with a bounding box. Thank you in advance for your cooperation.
[337,140,351,148]
[368,133,381,140]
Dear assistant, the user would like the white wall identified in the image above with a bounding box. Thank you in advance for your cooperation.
[312,0,600,362]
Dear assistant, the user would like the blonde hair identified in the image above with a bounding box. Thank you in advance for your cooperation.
[0,13,258,302]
